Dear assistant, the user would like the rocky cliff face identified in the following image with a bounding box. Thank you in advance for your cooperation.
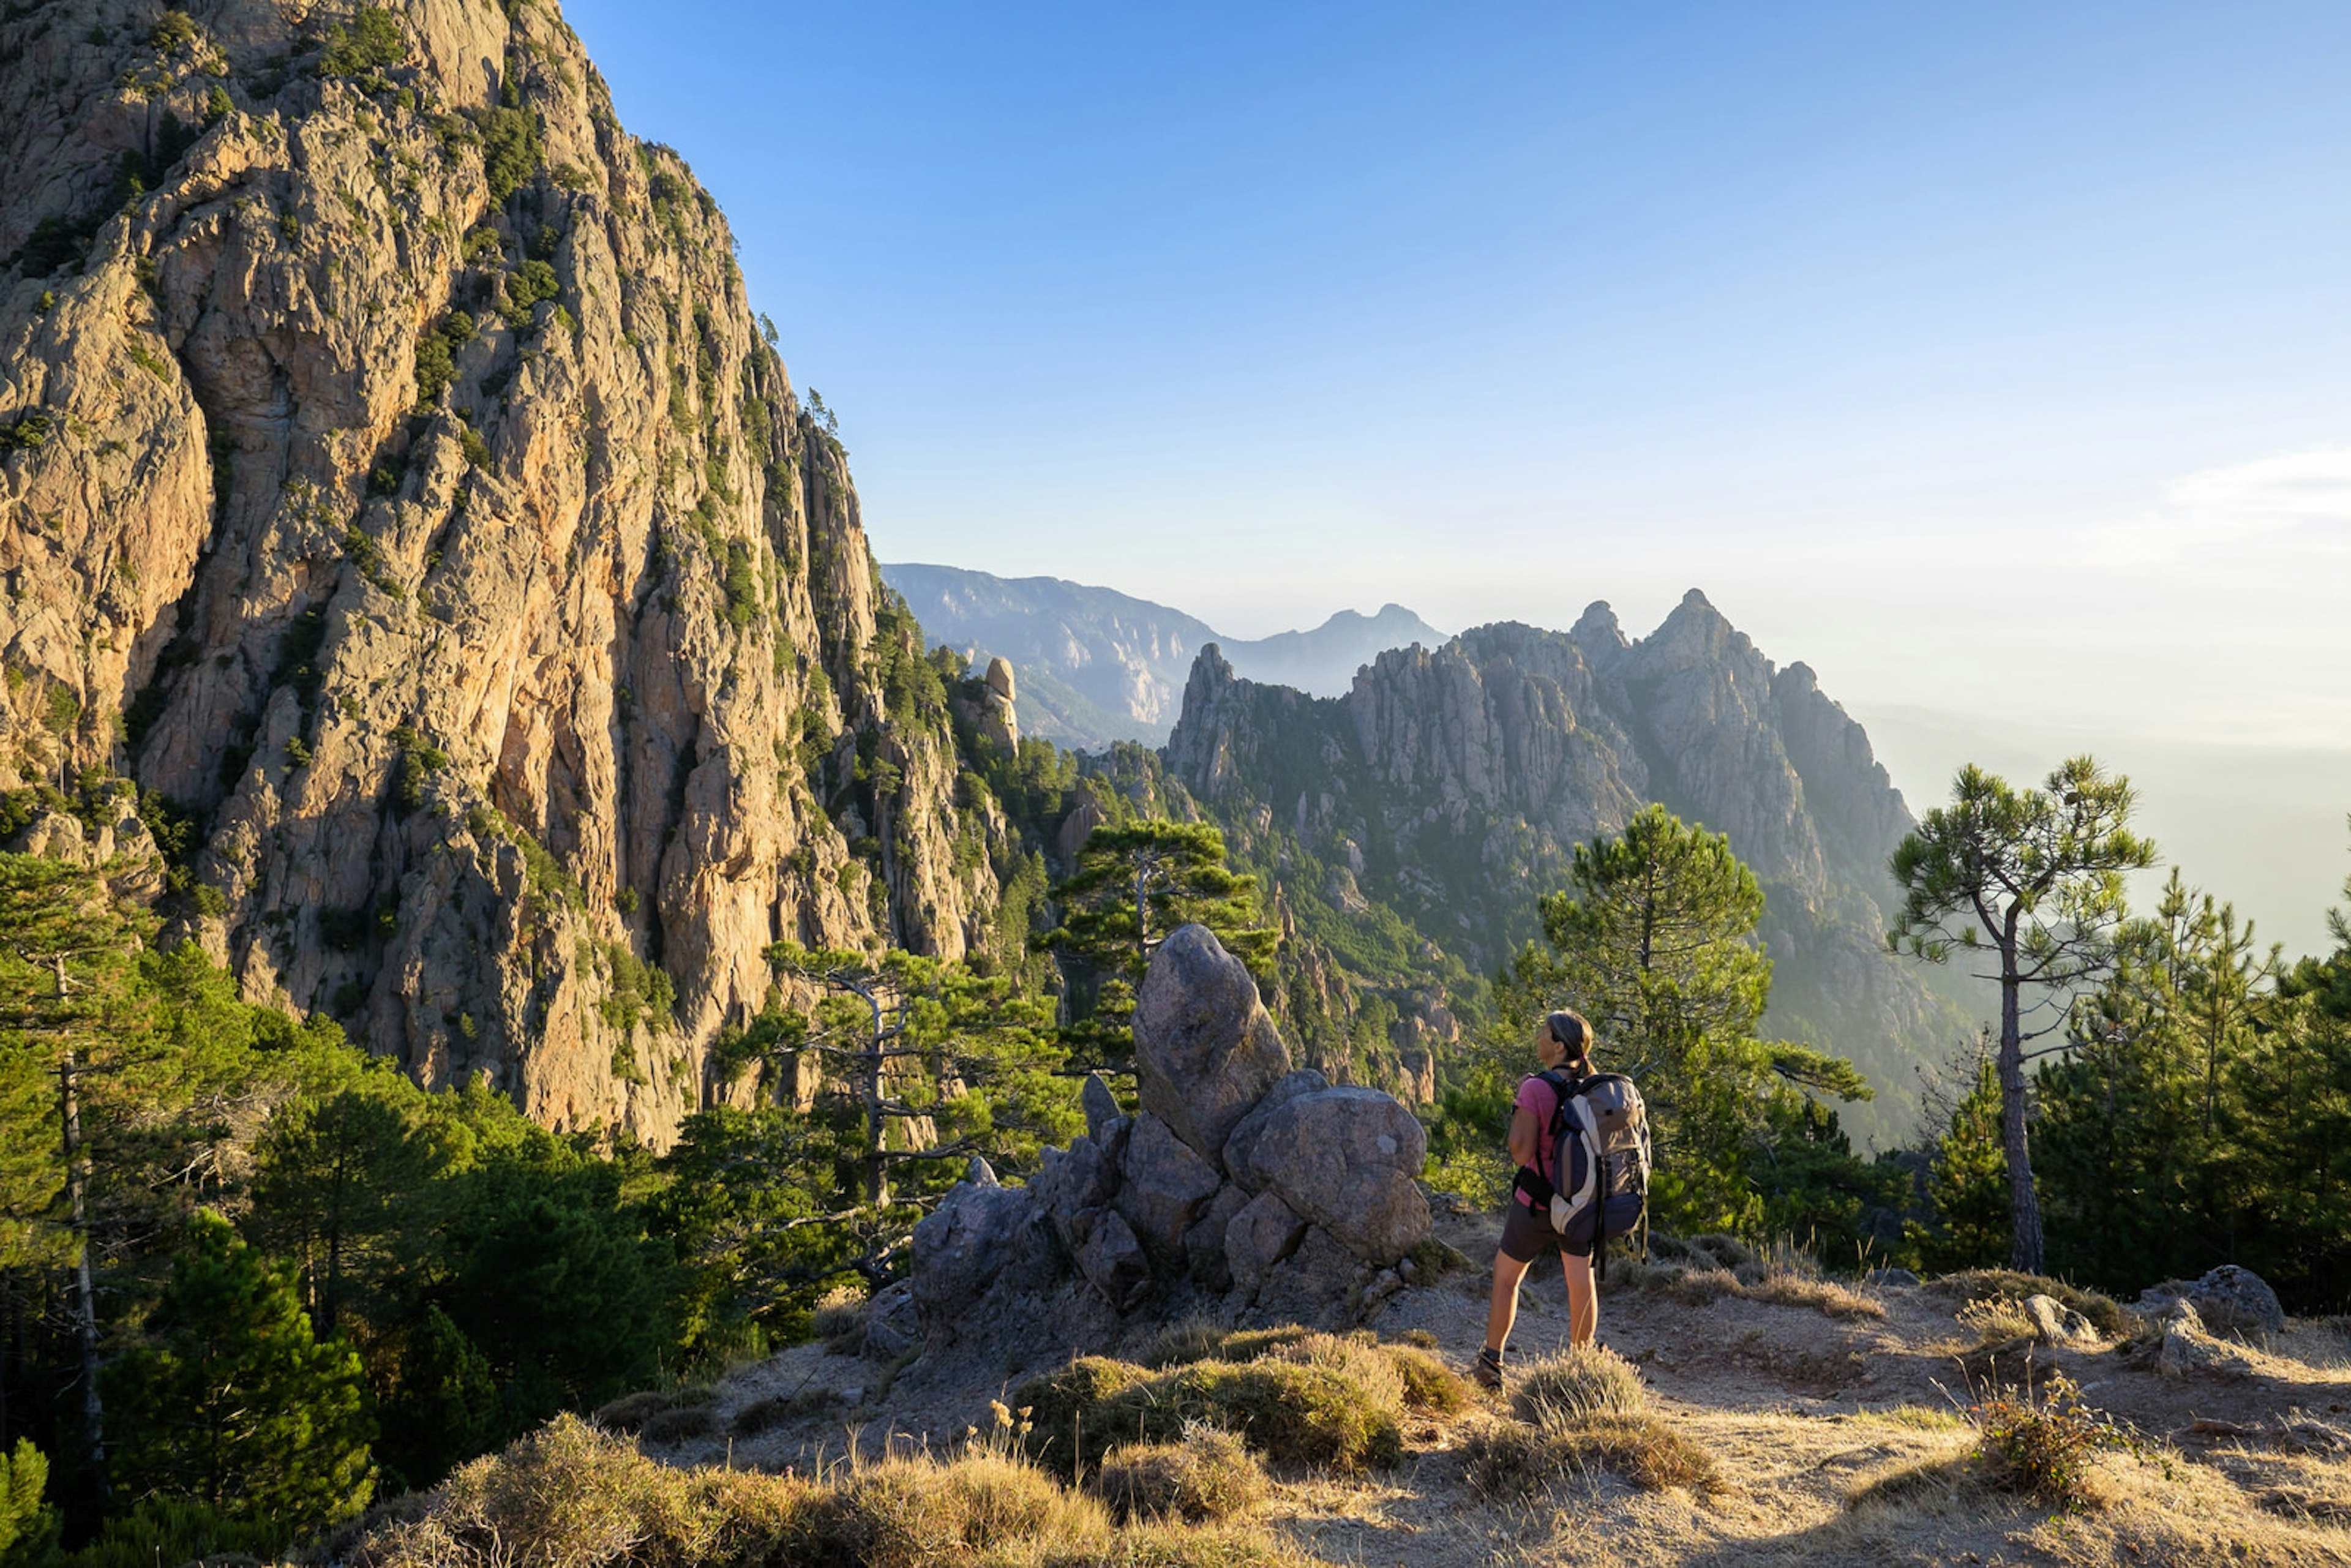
[0,0,1007,1142]
[1166,592,1967,1136]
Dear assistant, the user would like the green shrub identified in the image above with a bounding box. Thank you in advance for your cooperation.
[1970,1368,2139,1511]
[1380,1343,1471,1414]
[0,1438,58,1566]
[413,312,475,408]
[1089,1426,1268,1524]
[321,7,404,75]
[477,102,542,203]
[149,10,198,50]
[502,258,558,327]
[590,1384,714,1435]
[0,410,54,454]
[597,940,675,1032]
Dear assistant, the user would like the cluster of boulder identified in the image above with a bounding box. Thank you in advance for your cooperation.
[910,925,1434,1337]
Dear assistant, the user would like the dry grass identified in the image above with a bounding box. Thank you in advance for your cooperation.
[1512,1345,1649,1423]
[1464,1409,1721,1497]
[1465,1345,1722,1498]
[1014,1338,1409,1479]
[1618,1237,1886,1321]
[812,1281,870,1349]
[1087,1425,1270,1524]
[731,1386,844,1436]
[593,1384,718,1435]
[1930,1268,2131,1340]
[349,1413,1321,1568]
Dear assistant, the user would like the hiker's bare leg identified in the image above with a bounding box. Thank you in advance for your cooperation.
[1564,1249,1596,1348]
[1486,1250,1532,1352]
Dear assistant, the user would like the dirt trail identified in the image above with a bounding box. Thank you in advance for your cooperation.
[653,1206,2351,1566]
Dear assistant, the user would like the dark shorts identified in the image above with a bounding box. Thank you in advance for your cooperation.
[1499,1197,1592,1263]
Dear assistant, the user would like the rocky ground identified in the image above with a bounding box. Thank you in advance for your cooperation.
[632,1195,2351,1566]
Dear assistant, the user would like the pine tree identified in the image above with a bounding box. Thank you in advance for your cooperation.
[105,1210,374,1540]
[1910,1052,2011,1272]
[1889,758,2156,1274]
[1496,805,1871,1235]
[0,1438,59,1566]
[1048,820,1274,1072]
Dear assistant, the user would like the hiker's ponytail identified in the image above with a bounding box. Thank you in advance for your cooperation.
[1545,1010,1594,1076]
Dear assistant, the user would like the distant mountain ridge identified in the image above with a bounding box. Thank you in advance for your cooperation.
[1154,591,1972,1141]
[881,563,1444,750]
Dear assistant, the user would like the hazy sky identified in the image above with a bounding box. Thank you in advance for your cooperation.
[566,1,2351,747]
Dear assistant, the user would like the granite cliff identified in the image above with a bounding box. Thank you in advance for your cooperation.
[0,0,1012,1142]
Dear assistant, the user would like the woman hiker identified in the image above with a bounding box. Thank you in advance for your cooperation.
[1475,1008,1597,1390]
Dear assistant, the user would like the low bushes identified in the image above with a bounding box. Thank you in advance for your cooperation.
[591,1384,714,1435]
[351,1414,1321,1568]
[1619,1234,1886,1321]
[1968,1369,2143,1512]
[1088,1427,1268,1523]
[1467,1347,1720,1498]
[1931,1269,2131,1341]
[1510,1345,1647,1424]
[1015,1330,1461,1480]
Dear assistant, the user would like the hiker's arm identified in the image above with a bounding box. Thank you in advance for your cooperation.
[1508,1105,1539,1169]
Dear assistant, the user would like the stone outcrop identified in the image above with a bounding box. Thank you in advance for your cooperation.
[911,925,1433,1339]
[1133,923,1294,1169]
[2141,1264,2285,1341]
[2021,1294,2102,1348]
[0,0,1017,1143]
[1222,1087,1429,1265]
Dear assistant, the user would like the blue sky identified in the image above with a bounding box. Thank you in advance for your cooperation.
[566,0,2351,748]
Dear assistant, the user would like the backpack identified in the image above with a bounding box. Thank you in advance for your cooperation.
[1539,1070,1651,1280]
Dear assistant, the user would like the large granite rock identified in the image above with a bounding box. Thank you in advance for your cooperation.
[1070,1207,1153,1312]
[1030,1135,1120,1251]
[1252,1225,1364,1329]
[2142,1265,2285,1341]
[1082,1073,1122,1141]
[1183,1183,1250,1292]
[0,0,1012,1149]
[1115,1112,1224,1254]
[2022,1294,2101,1348]
[1224,1087,1430,1264]
[912,1171,1055,1330]
[1133,925,1292,1168]
[1224,1190,1308,1296]
[1220,1068,1329,1189]
[913,929,1436,1334]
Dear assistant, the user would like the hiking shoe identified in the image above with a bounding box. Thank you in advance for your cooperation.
[1473,1347,1505,1391]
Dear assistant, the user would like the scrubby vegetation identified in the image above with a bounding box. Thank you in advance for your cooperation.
[1014,1329,1469,1480]
[345,1414,1318,1568]
[1466,1347,1720,1497]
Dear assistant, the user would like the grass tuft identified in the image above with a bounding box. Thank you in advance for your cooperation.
[1089,1425,1270,1524]
[1464,1410,1720,1497]
[591,1384,715,1435]
[1015,1340,1404,1479]
[1932,1269,2131,1340]
[1512,1346,1648,1424]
